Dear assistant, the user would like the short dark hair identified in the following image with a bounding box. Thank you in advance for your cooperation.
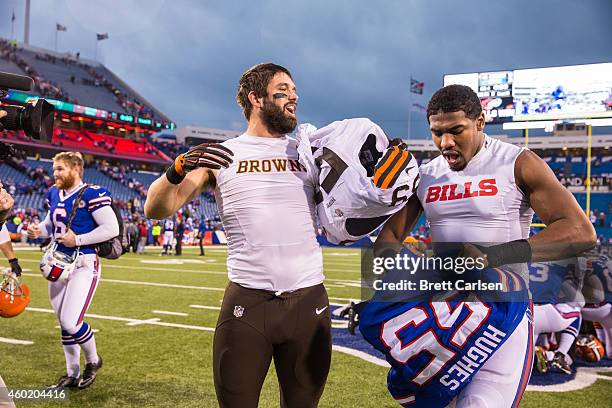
[236,63,293,120]
[426,84,482,122]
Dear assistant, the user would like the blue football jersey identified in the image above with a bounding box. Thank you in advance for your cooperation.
[359,250,529,408]
[46,184,112,255]
[529,259,579,304]
[587,255,612,303]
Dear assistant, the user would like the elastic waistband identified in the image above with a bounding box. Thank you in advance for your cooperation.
[229,281,324,299]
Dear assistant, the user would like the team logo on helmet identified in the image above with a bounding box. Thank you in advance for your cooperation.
[40,242,79,283]
[0,272,31,318]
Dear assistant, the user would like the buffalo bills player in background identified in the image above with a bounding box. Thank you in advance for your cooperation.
[530,258,585,374]
[27,152,119,390]
[372,85,595,407]
[161,218,175,255]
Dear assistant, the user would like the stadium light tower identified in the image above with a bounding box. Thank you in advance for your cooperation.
[23,0,31,45]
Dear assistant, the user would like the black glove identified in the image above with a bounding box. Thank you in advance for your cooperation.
[9,258,22,277]
[166,143,234,184]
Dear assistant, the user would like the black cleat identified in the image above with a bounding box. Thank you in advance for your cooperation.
[48,375,80,389]
[550,351,572,374]
[78,355,103,389]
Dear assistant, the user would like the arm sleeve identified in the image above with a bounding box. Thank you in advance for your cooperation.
[38,212,53,239]
[75,205,120,246]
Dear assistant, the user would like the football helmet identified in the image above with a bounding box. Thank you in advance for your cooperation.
[575,334,605,362]
[40,242,79,282]
[0,271,30,318]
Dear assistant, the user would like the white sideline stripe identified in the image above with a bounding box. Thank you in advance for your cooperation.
[126,318,160,326]
[190,305,221,310]
[26,307,215,332]
[332,345,389,367]
[21,273,225,292]
[18,258,360,276]
[153,310,189,317]
[525,366,612,392]
[329,297,360,302]
[0,337,34,345]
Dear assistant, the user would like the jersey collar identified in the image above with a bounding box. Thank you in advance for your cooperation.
[59,182,86,201]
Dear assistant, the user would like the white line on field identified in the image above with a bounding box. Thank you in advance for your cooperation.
[190,305,221,310]
[0,337,34,345]
[126,318,161,326]
[153,310,189,317]
[21,273,226,292]
[329,296,360,302]
[18,259,361,276]
[332,345,389,367]
[26,307,215,332]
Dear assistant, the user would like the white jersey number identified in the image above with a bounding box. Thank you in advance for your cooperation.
[381,301,489,386]
[52,208,68,237]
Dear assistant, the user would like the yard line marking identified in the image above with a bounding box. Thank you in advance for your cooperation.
[126,318,161,326]
[18,259,227,276]
[26,307,215,332]
[329,297,361,303]
[0,337,34,345]
[153,310,189,317]
[18,258,360,276]
[21,273,226,292]
[190,305,221,310]
[332,345,389,367]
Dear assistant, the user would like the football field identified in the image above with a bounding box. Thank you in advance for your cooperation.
[1,246,610,407]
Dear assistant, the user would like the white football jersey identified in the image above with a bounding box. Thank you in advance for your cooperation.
[215,134,323,292]
[416,134,534,277]
[296,118,419,245]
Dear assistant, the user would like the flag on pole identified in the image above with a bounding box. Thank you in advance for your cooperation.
[96,33,109,41]
[410,77,424,94]
[56,23,67,32]
[11,11,15,22]
[411,103,427,113]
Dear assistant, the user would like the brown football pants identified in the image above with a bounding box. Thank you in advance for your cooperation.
[213,282,332,408]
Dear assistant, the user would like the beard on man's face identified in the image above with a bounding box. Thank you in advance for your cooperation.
[260,98,297,135]
[56,172,77,190]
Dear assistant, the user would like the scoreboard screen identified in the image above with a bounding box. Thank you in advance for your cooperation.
[444,62,612,124]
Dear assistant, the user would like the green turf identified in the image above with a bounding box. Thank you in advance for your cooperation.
[1,246,610,407]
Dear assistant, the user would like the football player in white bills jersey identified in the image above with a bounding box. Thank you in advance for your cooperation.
[145,63,335,408]
[27,152,119,390]
[161,218,175,255]
[376,85,595,407]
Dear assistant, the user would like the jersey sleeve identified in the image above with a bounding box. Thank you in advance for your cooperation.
[83,185,113,213]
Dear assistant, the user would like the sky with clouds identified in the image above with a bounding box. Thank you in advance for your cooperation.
[1,0,611,138]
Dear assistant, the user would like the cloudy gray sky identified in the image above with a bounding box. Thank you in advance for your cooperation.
[1,0,611,138]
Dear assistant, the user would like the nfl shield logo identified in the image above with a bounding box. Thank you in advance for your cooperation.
[233,305,244,318]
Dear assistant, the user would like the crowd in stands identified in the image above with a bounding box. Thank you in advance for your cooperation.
[0,39,77,104]
[1,38,161,122]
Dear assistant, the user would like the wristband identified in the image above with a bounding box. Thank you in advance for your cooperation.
[165,161,186,185]
[475,239,532,268]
